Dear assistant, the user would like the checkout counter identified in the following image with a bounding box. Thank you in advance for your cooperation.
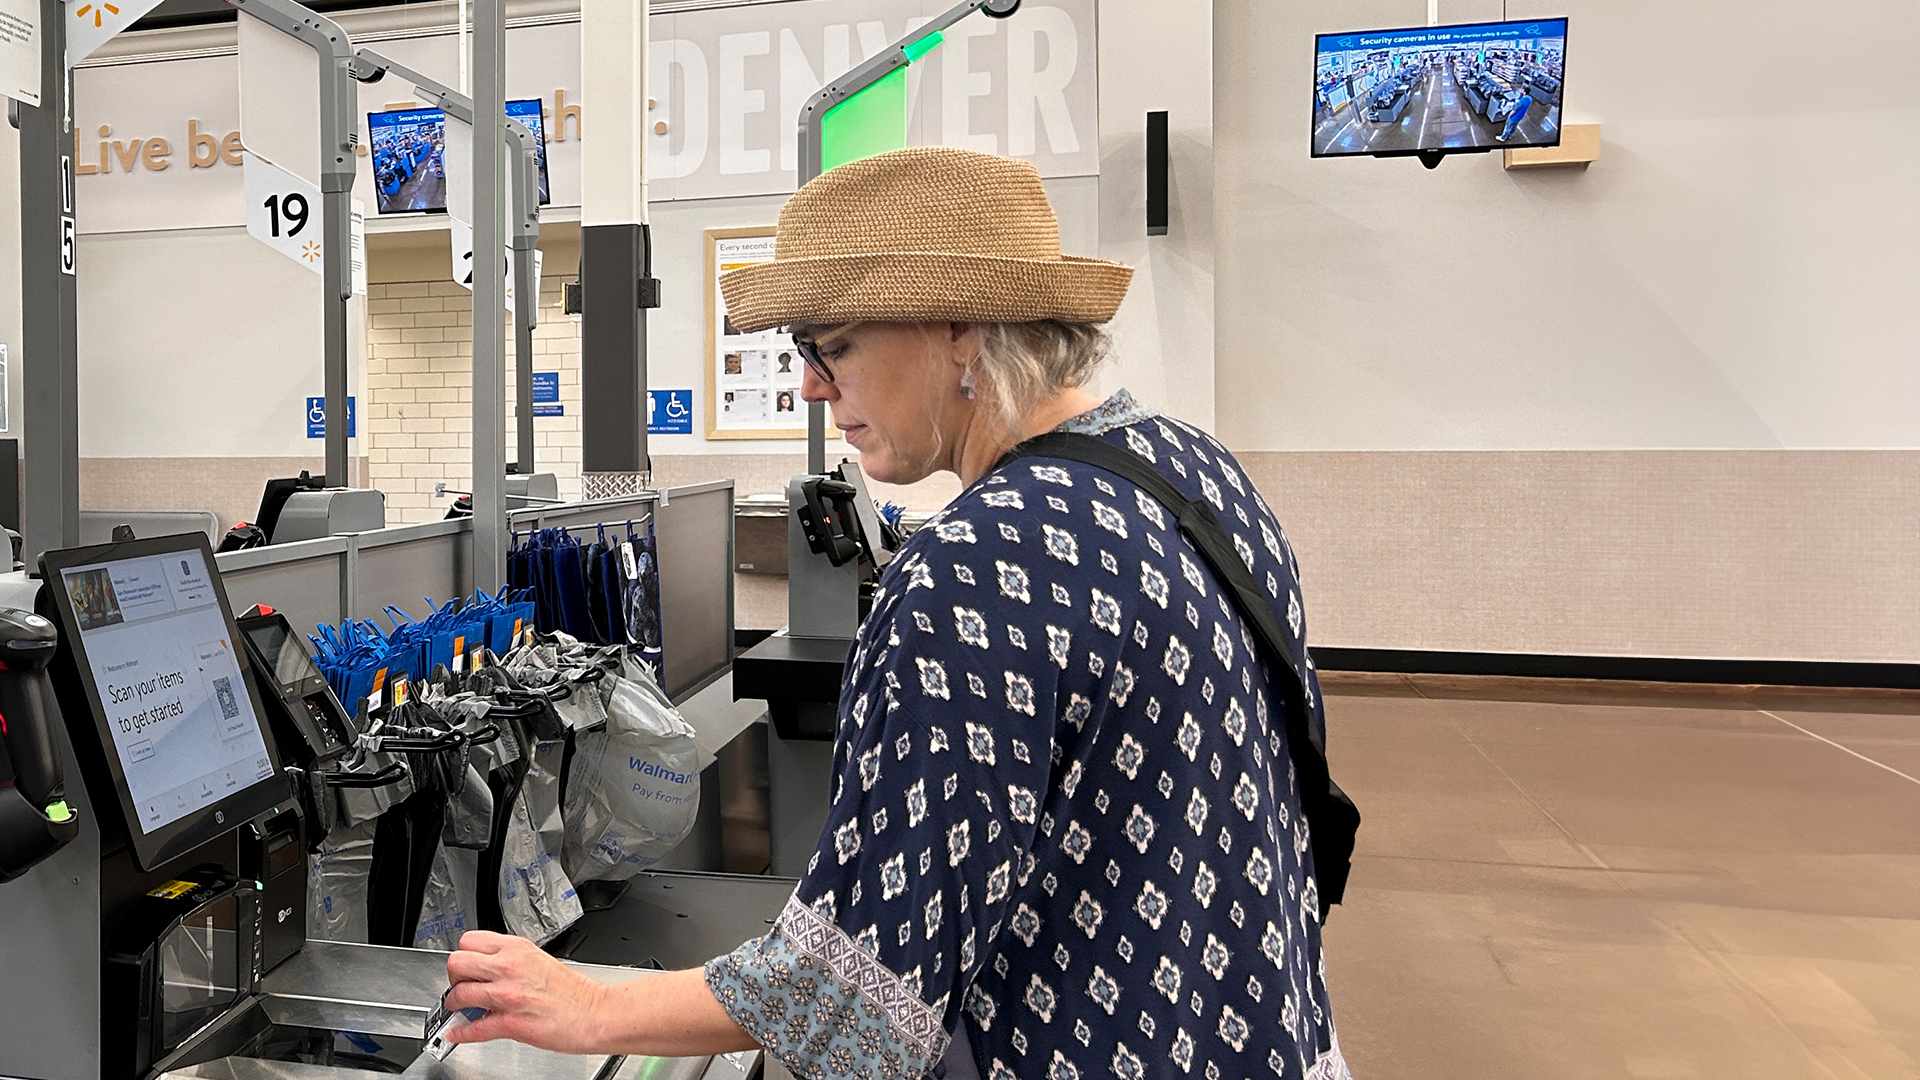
[0,532,760,1080]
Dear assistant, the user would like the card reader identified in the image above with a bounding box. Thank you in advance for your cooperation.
[423,987,488,1059]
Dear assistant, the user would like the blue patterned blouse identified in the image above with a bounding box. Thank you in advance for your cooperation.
[707,390,1350,1080]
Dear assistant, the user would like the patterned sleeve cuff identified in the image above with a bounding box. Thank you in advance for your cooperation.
[705,893,950,1079]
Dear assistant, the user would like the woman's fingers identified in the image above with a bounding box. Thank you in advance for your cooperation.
[438,931,612,1055]
[448,931,540,984]
[443,1011,510,1045]
[446,948,501,986]
[442,979,495,1017]
[457,930,514,954]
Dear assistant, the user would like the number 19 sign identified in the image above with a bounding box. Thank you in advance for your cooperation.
[243,154,366,295]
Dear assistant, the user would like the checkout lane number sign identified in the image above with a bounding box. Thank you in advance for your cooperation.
[449,219,541,316]
[243,154,366,296]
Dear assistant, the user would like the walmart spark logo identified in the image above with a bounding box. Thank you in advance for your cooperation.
[75,3,121,29]
[301,240,321,263]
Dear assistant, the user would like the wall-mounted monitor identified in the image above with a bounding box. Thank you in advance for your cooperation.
[369,100,553,215]
[1312,18,1568,159]
[40,534,287,871]
[369,106,448,215]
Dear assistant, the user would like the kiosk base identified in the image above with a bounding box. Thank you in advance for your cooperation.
[157,940,721,1080]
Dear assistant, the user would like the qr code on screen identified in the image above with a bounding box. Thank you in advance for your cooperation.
[214,676,239,721]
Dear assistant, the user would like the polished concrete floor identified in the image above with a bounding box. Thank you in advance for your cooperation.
[1316,674,1920,1080]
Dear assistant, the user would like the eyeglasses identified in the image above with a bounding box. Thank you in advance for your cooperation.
[790,322,863,384]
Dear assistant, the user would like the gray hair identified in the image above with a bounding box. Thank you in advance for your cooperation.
[970,320,1111,436]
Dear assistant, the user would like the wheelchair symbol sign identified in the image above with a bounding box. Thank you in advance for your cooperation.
[649,389,693,434]
[305,397,356,438]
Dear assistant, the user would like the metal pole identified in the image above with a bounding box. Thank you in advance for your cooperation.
[318,26,357,489]
[470,0,507,590]
[807,404,826,475]
[510,124,539,475]
[513,251,536,475]
[19,0,79,565]
[313,12,356,488]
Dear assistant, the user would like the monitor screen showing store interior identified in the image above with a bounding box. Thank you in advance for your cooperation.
[41,536,285,870]
[1312,18,1568,158]
[369,99,552,214]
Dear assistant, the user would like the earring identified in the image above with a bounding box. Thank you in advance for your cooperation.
[960,368,977,399]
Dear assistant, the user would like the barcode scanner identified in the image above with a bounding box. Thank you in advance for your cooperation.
[0,607,79,882]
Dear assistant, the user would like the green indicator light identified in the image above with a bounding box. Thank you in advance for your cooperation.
[821,66,909,173]
[44,800,72,823]
[903,30,944,63]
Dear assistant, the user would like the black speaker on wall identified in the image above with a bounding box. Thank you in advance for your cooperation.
[1146,110,1169,236]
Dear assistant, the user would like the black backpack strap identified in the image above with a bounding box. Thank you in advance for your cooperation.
[1001,431,1359,914]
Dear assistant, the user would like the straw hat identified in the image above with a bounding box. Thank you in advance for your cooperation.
[719,147,1133,334]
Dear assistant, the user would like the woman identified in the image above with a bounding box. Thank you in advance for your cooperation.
[444,147,1352,1080]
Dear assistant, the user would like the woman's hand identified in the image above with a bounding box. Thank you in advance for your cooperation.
[443,932,761,1059]
[443,931,611,1053]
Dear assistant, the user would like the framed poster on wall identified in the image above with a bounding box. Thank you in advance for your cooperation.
[706,227,807,439]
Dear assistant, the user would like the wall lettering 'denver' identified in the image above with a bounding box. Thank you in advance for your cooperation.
[72,0,1097,234]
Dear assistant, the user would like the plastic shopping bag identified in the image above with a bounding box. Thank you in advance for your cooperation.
[562,666,700,884]
[309,818,379,943]
[413,842,483,951]
[497,788,582,945]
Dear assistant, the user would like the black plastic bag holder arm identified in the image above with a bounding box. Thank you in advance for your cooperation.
[323,761,410,789]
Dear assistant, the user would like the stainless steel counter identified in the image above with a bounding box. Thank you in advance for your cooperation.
[160,940,738,1080]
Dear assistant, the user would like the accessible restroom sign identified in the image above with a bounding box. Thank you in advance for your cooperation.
[305,397,356,438]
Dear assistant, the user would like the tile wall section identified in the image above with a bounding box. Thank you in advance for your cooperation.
[1238,449,1920,665]
[364,276,583,523]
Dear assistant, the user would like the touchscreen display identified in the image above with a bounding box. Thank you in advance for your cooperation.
[61,550,274,835]
[242,620,322,693]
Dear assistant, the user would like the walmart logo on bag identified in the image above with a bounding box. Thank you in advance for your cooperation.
[629,756,693,785]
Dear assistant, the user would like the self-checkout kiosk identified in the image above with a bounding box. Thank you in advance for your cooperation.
[0,533,300,1080]
[0,534,724,1080]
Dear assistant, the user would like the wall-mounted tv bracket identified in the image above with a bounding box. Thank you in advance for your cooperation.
[347,50,545,475]
[1408,147,1494,170]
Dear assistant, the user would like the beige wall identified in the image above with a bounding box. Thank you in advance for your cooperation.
[1210,0,1920,664]
[1215,0,1920,452]
[1086,0,1216,426]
